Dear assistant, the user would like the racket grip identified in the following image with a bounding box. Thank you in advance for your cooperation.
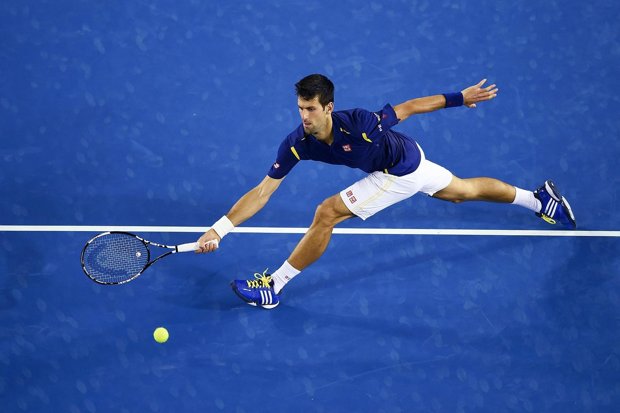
[176,240,218,253]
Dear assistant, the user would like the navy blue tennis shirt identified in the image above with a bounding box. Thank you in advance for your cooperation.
[267,103,422,179]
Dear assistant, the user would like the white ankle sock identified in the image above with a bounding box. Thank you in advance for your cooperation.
[512,187,542,213]
[271,261,300,294]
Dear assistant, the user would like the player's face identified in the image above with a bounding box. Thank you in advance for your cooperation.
[298,96,332,135]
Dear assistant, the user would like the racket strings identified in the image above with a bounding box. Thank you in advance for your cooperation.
[82,234,149,284]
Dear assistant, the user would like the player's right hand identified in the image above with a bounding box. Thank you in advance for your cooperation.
[195,229,221,253]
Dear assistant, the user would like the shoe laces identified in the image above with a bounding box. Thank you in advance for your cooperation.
[246,269,272,288]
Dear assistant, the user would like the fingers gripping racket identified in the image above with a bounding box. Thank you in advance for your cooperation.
[80,231,216,285]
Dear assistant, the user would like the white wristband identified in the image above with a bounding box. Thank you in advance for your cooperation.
[211,215,234,239]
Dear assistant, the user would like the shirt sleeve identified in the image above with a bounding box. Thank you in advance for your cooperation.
[267,136,300,179]
[352,104,400,142]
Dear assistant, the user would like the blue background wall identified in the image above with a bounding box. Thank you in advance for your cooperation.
[1,1,619,412]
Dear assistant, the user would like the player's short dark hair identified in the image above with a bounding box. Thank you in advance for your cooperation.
[295,74,334,107]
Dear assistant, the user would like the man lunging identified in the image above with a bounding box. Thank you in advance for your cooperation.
[196,74,576,309]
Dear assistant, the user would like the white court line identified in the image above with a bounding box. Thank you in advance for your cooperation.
[0,225,619,237]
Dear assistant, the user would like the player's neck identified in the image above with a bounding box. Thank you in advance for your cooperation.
[314,116,334,145]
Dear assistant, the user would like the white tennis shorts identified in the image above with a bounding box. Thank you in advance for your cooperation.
[340,145,453,220]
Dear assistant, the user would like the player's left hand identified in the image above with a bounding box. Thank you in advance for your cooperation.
[461,79,498,108]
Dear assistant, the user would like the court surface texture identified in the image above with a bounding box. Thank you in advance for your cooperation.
[1,1,619,412]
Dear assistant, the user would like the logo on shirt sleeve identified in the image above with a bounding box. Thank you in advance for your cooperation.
[372,112,383,132]
[273,162,280,169]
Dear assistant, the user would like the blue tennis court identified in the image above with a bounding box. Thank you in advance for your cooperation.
[2,1,619,412]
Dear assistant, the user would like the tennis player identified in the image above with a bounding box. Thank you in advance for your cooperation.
[196,74,576,309]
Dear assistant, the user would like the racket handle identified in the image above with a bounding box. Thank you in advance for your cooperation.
[176,240,218,253]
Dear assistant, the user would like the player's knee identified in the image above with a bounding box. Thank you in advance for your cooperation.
[313,198,340,227]
[442,180,478,203]
[434,189,466,203]
[452,188,478,202]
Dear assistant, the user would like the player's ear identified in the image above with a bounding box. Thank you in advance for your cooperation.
[325,102,334,114]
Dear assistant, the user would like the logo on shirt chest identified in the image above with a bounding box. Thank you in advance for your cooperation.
[342,144,352,152]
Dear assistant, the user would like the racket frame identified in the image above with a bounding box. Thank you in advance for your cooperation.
[80,231,197,285]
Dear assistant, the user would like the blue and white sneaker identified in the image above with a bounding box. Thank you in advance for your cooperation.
[534,180,576,228]
[231,269,280,309]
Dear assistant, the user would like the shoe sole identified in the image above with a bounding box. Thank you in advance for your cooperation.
[545,180,561,202]
[561,196,577,228]
[230,282,279,309]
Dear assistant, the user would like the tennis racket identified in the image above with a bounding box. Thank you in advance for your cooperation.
[80,231,216,285]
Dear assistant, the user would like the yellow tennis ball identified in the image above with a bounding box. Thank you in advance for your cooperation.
[153,327,169,343]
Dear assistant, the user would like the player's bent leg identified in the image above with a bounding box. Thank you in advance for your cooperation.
[231,194,354,309]
[288,194,355,271]
[432,175,516,203]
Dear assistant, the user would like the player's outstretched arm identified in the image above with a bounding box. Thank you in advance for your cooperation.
[196,175,283,253]
[393,79,499,122]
